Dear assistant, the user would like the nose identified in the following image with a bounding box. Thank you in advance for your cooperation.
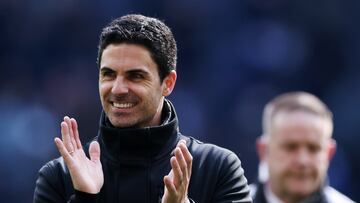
[111,76,129,95]
[295,148,311,166]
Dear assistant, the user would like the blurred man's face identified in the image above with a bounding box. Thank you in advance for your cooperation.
[265,111,334,202]
[99,43,176,128]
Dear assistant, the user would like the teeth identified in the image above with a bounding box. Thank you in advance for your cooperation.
[113,102,134,108]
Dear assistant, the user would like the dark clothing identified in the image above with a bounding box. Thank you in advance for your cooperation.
[34,100,252,203]
[250,182,354,203]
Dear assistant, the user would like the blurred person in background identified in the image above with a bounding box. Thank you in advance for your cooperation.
[250,91,354,203]
[33,14,252,203]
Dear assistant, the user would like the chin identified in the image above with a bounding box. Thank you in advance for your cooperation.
[108,117,133,128]
[287,183,315,197]
[291,189,312,196]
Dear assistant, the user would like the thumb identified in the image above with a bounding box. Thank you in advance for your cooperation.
[89,141,101,162]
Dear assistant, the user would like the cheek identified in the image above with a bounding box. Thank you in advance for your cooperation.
[267,151,291,173]
[314,152,330,170]
[146,85,164,99]
[268,146,292,162]
[99,83,111,96]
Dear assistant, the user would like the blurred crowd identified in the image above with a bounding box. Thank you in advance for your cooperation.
[0,0,359,202]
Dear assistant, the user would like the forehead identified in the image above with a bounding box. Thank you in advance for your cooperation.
[100,43,158,73]
[271,111,328,142]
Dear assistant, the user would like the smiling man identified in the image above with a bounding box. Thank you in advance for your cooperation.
[33,14,252,203]
[99,43,169,128]
[250,92,354,203]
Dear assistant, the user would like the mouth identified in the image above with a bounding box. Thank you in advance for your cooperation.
[112,102,136,109]
[288,171,312,180]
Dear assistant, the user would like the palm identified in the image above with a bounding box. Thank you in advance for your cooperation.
[54,116,104,194]
[66,145,104,193]
[162,140,192,203]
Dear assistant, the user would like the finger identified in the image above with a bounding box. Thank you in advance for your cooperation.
[70,118,82,149]
[89,141,101,163]
[177,139,187,147]
[64,116,77,151]
[163,175,177,195]
[54,137,73,163]
[175,147,188,182]
[178,141,193,178]
[167,169,174,179]
[170,155,183,188]
[61,120,74,153]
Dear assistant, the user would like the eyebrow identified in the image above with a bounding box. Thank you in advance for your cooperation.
[126,68,150,75]
[100,67,151,77]
[100,67,115,73]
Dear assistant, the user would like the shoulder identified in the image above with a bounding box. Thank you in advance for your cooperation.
[249,183,259,198]
[184,136,252,202]
[188,137,238,159]
[185,136,246,178]
[39,157,74,189]
[248,182,268,203]
[37,157,72,191]
[38,157,69,177]
[324,186,355,203]
[34,157,73,202]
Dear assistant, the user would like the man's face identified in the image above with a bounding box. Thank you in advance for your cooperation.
[265,111,334,201]
[99,43,176,128]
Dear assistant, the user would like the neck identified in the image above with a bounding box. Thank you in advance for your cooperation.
[266,183,305,203]
[148,97,165,127]
[97,99,180,161]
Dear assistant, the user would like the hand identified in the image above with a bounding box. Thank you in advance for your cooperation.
[162,140,193,203]
[54,116,104,194]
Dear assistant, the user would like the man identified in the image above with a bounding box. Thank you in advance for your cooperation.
[34,14,252,203]
[250,91,354,203]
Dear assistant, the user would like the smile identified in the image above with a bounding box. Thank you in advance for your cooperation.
[112,102,135,108]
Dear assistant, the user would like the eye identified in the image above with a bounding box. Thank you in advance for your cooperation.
[282,143,298,152]
[100,68,116,79]
[103,71,113,77]
[127,70,148,81]
[130,72,144,80]
[308,144,321,153]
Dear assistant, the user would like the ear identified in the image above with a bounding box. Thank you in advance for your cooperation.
[327,138,337,161]
[162,70,177,96]
[256,135,268,162]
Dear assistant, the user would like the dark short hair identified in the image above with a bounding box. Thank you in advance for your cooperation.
[97,14,177,82]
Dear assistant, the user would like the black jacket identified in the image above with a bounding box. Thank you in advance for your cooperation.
[34,101,252,203]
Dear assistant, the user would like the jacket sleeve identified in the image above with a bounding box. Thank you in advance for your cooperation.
[33,162,68,203]
[213,152,253,203]
[33,160,98,203]
[69,191,98,203]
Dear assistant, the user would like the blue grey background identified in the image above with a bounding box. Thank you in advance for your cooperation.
[0,0,359,202]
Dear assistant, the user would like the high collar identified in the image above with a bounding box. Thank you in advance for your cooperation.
[97,99,180,163]
[256,182,328,203]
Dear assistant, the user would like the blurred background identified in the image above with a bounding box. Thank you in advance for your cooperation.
[1,0,359,202]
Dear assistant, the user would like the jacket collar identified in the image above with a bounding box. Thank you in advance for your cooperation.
[253,182,329,203]
[97,99,180,163]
